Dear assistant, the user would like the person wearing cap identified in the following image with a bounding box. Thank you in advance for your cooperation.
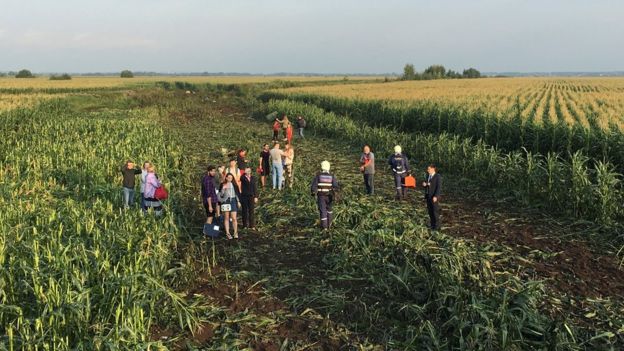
[296,116,306,138]
[388,145,410,200]
[310,161,340,230]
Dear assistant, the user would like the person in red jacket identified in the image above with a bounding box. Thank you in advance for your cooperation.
[286,124,293,144]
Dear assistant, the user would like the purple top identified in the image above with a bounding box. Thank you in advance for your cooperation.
[201,174,219,204]
[144,173,161,198]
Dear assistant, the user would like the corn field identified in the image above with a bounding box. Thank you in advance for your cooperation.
[265,78,624,168]
[0,99,199,349]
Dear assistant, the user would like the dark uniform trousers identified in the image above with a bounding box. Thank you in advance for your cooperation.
[426,196,440,230]
[317,195,333,229]
[394,173,406,199]
[240,195,255,228]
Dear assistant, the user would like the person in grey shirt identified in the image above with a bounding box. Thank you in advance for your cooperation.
[359,145,375,195]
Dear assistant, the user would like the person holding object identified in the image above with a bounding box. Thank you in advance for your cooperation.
[310,161,340,230]
[143,164,164,216]
[422,164,441,231]
[272,119,281,142]
[240,166,259,230]
[121,160,142,209]
[201,165,220,224]
[296,116,306,138]
[388,145,410,200]
[219,173,241,239]
[359,145,375,195]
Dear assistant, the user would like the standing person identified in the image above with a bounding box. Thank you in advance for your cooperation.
[282,143,295,189]
[121,160,142,209]
[280,114,290,140]
[140,161,151,212]
[226,159,241,188]
[237,149,249,176]
[272,119,281,142]
[269,142,285,190]
[310,161,340,230]
[240,166,259,230]
[296,116,306,138]
[388,145,410,200]
[359,145,375,195]
[258,143,271,188]
[422,164,442,231]
[201,165,220,224]
[286,123,293,144]
[144,164,164,216]
[218,173,241,239]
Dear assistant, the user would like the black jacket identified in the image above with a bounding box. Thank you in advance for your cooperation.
[240,174,258,198]
[424,173,441,199]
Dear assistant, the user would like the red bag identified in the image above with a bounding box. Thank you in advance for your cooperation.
[154,185,169,200]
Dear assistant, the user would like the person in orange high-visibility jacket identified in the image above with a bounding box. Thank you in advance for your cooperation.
[310,161,340,230]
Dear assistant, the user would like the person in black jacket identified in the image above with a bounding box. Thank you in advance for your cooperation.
[422,164,441,231]
[240,166,259,230]
[297,116,306,138]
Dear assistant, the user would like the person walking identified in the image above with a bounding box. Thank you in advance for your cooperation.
[258,143,271,188]
[218,173,241,239]
[282,143,295,189]
[201,165,220,224]
[140,161,151,212]
[296,116,306,138]
[359,145,375,195]
[310,161,340,230]
[272,119,281,142]
[388,145,410,200]
[422,164,442,231]
[240,166,259,230]
[143,164,164,216]
[269,142,285,190]
[121,160,142,209]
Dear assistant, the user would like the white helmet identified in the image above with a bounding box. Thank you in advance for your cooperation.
[394,145,402,154]
[321,161,331,172]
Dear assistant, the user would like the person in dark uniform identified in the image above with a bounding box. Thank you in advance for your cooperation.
[388,145,410,200]
[422,164,441,231]
[310,161,340,230]
[240,166,259,230]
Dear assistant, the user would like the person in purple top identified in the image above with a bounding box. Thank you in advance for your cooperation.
[201,165,220,224]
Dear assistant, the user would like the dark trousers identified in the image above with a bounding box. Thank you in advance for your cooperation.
[273,130,279,140]
[426,196,440,230]
[240,195,255,228]
[393,173,406,199]
[317,195,333,229]
[363,173,374,195]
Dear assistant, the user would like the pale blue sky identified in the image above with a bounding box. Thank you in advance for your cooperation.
[1,0,622,73]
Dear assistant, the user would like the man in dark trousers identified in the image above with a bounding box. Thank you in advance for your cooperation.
[422,164,441,231]
[388,145,409,200]
[311,161,340,230]
[240,166,259,230]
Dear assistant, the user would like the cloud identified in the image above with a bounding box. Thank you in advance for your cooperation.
[13,30,163,50]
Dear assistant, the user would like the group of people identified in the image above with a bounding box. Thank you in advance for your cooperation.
[120,113,442,237]
[120,160,164,215]
[272,114,306,143]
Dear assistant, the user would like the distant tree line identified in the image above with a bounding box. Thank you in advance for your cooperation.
[402,64,482,80]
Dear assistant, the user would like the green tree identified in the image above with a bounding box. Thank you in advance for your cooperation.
[402,64,416,80]
[15,69,34,78]
[120,70,134,78]
[424,65,446,79]
[462,68,481,78]
[49,74,72,80]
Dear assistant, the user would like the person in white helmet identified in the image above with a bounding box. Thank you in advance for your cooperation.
[310,161,340,230]
[388,145,410,200]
